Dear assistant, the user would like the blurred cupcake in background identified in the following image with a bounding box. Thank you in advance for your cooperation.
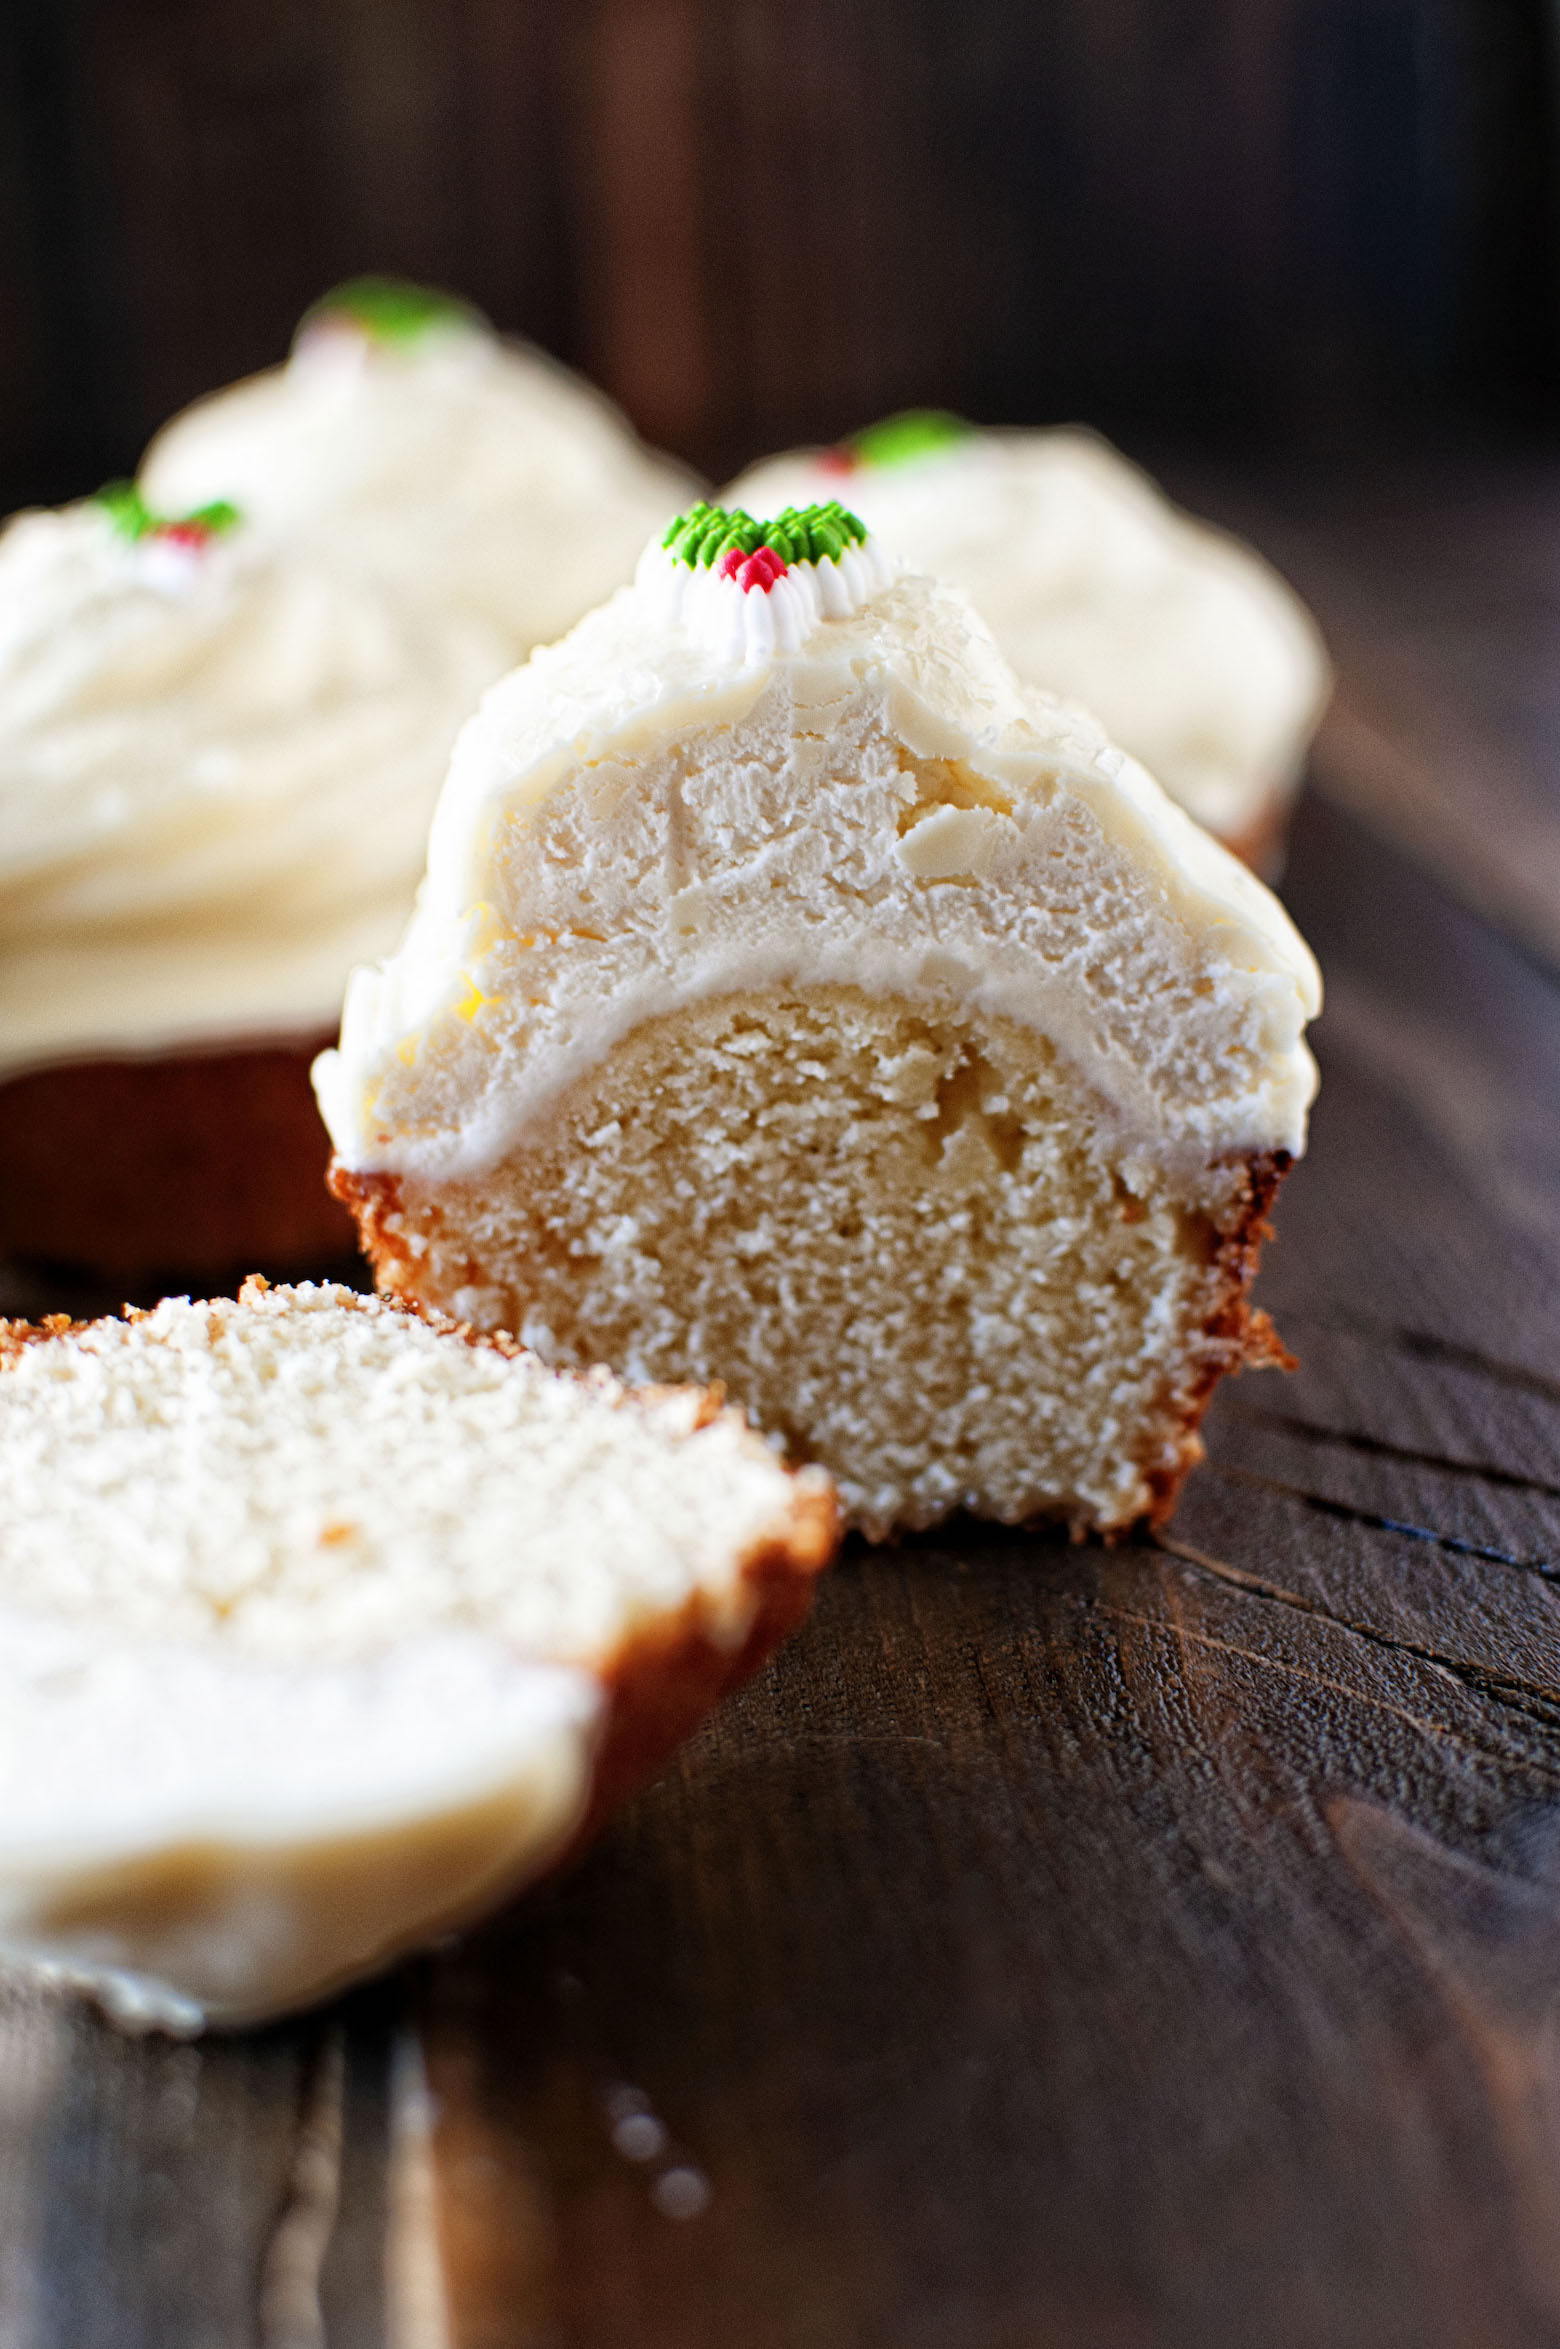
[0,282,697,1280]
[726,415,1329,874]
[142,277,697,657]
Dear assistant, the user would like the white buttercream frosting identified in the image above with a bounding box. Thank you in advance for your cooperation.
[142,311,696,655]
[0,1615,600,2030]
[724,428,1330,845]
[2,307,697,1074]
[0,498,502,1075]
[316,525,1321,1185]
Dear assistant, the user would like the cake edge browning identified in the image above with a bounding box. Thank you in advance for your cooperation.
[330,1145,1297,1542]
[1138,1145,1294,1528]
[566,1463,838,1857]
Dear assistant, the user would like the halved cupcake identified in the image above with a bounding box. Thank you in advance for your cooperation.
[318,500,1321,1537]
[0,1278,834,2029]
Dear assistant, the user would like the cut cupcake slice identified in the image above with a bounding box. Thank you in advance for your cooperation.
[726,419,1330,871]
[0,1278,834,2030]
[317,501,1321,1540]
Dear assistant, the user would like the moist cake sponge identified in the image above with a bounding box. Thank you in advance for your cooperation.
[317,501,1321,1538]
[0,1278,834,2029]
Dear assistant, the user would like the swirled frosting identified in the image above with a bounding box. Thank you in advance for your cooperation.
[725,425,1329,848]
[0,496,504,1074]
[3,291,697,1075]
[142,297,696,658]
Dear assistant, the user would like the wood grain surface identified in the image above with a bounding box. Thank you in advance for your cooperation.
[3,485,1560,2345]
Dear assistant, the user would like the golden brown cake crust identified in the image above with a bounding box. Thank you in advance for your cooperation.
[565,1476,837,1854]
[0,1037,353,1276]
[432,1304,838,1831]
[1137,1147,1293,1529]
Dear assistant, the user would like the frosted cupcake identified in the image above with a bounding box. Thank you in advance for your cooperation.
[726,415,1329,871]
[0,284,695,1276]
[142,276,697,658]
[318,500,1320,1536]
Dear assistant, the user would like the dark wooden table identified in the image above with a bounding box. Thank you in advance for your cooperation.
[3,457,1560,2349]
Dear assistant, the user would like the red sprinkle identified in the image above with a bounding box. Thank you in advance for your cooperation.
[731,544,788,594]
[156,522,210,551]
[817,447,857,477]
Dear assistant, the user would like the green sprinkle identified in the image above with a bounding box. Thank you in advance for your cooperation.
[846,409,970,469]
[181,499,241,537]
[662,502,764,566]
[298,275,484,348]
[94,482,243,542]
[95,480,154,539]
[773,501,868,563]
[661,498,868,569]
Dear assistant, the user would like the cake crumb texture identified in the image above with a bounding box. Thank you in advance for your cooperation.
[339,990,1287,1538]
[0,1278,826,1664]
[0,1281,833,2025]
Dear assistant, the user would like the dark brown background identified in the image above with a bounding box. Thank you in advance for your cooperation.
[0,0,1555,505]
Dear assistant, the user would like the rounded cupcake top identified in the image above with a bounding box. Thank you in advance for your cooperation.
[0,281,698,1072]
[0,483,505,1073]
[316,505,1320,1189]
[293,273,486,350]
[140,277,696,652]
[726,419,1330,845]
[0,481,503,916]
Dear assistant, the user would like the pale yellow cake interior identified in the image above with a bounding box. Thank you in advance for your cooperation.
[368,987,1269,1537]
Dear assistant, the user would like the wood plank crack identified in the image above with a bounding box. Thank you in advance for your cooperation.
[1102,1596,1540,1764]
[1219,1404,1560,1505]
[1204,1461,1560,1586]
[1153,1533,1560,1740]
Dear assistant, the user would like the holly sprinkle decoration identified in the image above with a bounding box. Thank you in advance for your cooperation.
[662,500,869,592]
[646,498,891,662]
[819,409,971,476]
[95,481,242,551]
[296,276,484,350]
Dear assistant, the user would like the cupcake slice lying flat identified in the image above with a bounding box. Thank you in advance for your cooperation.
[317,502,1322,1540]
[0,1278,834,2030]
[726,418,1330,872]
